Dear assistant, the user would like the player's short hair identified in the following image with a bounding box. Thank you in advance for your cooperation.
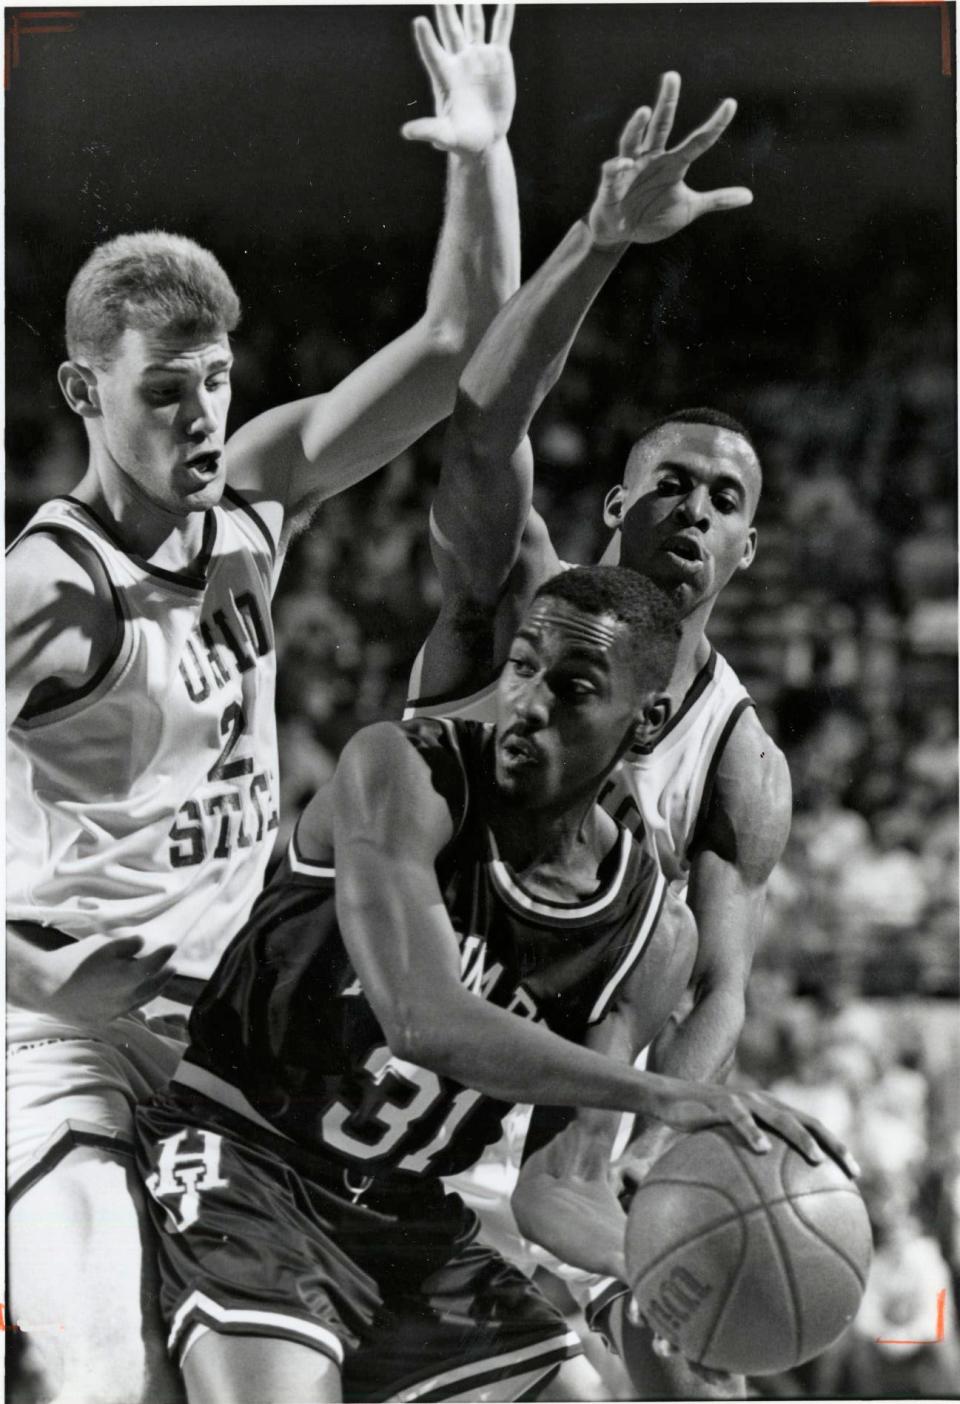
[532,565,681,693]
[65,231,241,366]
[625,405,762,515]
[635,405,756,452]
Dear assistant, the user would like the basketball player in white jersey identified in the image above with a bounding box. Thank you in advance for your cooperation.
[404,73,811,1396]
[5,9,520,1401]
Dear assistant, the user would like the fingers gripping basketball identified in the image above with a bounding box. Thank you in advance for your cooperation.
[624,1127,873,1375]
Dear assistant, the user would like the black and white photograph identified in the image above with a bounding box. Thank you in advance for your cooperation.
[5,3,958,1401]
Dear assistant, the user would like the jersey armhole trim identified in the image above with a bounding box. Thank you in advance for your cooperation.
[14,524,128,722]
[687,696,756,858]
[434,717,471,846]
[629,647,717,757]
[587,865,667,1025]
[287,821,336,879]
[222,484,278,568]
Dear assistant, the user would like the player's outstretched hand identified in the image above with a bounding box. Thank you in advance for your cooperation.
[588,71,752,247]
[402,4,516,155]
[45,935,178,1025]
[747,1089,861,1178]
[651,1079,861,1177]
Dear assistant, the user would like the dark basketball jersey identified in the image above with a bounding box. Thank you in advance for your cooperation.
[180,717,667,1182]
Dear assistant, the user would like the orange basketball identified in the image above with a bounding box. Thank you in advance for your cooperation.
[624,1126,873,1375]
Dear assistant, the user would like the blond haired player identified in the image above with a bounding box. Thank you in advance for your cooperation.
[5,8,520,1401]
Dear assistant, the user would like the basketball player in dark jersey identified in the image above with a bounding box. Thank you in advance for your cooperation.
[134,567,834,1404]
[404,72,856,1397]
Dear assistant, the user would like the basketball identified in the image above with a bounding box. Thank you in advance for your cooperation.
[624,1126,873,1375]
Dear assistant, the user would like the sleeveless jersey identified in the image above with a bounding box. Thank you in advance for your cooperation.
[179,717,666,1182]
[6,488,280,984]
[405,635,753,887]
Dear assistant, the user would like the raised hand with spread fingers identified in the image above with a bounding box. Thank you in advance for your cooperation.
[402,3,516,155]
[588,71,752,248]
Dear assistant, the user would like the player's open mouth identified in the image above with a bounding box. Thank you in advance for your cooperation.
[185,451,222,478]
[662,535,705,571]
[499,733,542,766]
[663,534,703,562]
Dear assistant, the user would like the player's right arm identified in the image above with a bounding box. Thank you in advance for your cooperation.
[419,72,753,699]
[510,891,850,1278]
[333,722,783,1142]
[225,4,520,553]
[6,533,175,1020]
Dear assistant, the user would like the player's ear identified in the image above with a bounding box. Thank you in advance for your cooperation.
[737,527,758,573]
[58,360,102,418]
[603,484,626,530]
[633,693,672,747]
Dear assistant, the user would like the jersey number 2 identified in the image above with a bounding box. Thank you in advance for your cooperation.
[207,701,253,781]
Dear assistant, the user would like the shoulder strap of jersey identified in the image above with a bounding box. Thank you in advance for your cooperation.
[10,510,130,723]
[221,484,278,572]
[399,715,475,843]
[586,847,667,1026]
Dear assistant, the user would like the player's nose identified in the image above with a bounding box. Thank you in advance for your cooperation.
[675,484,710,527]
[183,386,219,438]
[514,677,552,729]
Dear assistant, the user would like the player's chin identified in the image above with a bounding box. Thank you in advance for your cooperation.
[180,478,226,512]
[494,757,550,806]
[640,559,711,611]
[658,571,710,613]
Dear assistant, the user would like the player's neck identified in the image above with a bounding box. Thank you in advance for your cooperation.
[488,800,617,901]
[72,466,208,572]
[667,605,714,703]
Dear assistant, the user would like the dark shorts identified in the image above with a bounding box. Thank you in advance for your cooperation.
[136,1091,579,1403]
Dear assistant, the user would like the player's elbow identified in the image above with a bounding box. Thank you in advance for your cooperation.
[419,311,471,365]
[449,385,519,472]
[379,995,459,1073]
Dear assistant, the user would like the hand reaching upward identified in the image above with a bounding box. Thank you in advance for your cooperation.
[588,71,753,247]
[402,4,516,156]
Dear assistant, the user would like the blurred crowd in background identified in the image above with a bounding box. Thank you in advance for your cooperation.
[7,186,957,1395]
[8,203,956,1004]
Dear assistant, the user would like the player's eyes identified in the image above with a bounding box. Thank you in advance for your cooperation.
[561,679,597,699]
[714,496,737,515]
[206,375,230,391]
[507,655,535,677]
[146,386,180,404]
[657,477,683,496]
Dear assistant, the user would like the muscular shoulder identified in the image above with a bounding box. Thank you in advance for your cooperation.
[6,529,121,721]
[694,706,792,883]
[333,719,464,856]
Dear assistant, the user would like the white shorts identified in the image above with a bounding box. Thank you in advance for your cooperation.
[7,1010,184,1205]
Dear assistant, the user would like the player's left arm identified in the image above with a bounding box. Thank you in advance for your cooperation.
[225,4,520,548]
[622,709,856,1180]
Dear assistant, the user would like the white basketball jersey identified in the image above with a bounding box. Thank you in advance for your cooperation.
[405,639,754,883]
[7,488,280,984]
[596,647,754,885]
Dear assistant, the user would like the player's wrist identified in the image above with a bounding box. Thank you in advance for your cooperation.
[448,134,510,165]
[581,216,630,258]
